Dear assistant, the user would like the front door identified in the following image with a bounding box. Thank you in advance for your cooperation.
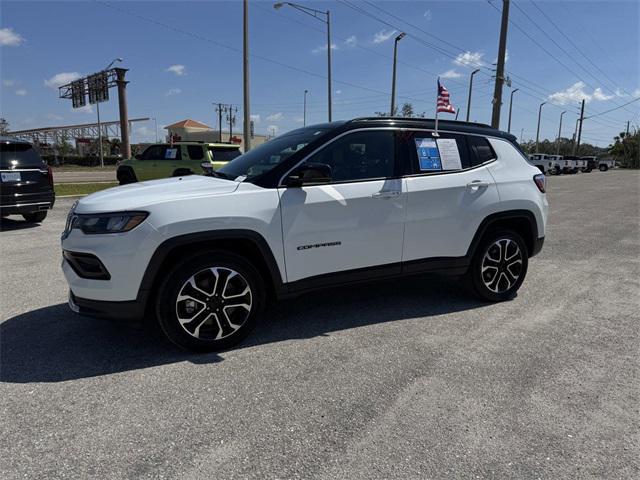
[279,129,406,283]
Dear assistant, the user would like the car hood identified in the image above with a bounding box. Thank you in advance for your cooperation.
[75,175,240,213]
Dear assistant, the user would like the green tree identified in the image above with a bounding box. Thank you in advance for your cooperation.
[609,129,639,168]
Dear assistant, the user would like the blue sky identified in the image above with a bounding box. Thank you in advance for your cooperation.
[1,0,638,146]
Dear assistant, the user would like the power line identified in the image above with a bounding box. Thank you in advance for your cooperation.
[585,97,640,119]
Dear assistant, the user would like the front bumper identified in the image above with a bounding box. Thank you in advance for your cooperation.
[68,290,146,321]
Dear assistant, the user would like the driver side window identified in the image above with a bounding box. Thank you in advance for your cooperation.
[301,130,395,183]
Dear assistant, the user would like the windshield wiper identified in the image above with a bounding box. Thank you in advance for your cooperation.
[208,170,232,180]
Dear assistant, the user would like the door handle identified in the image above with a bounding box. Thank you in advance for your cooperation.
[372,190,401,199]
[466,180,489,189]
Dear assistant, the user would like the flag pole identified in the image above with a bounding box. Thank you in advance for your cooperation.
[434,77,440,137]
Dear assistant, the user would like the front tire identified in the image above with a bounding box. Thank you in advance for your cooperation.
[22,211,47,223]
[467,230,529,302]
[155,250,266,352]
[599,164,608,172]
[117,167,137,185]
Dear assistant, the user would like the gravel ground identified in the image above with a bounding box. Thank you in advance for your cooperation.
[1,170,638,479]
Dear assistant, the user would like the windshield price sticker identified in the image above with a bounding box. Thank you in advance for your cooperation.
[165,148,178,159]
[436,138,463,170]
[415,138,441,171]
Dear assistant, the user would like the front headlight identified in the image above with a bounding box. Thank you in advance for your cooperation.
[75,211,148,234]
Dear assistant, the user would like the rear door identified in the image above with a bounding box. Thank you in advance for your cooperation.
[135,144,182,180]
[400,131,500,263]
[0,142,51,204]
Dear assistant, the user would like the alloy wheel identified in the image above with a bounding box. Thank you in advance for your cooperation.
[175,267,252,340]
[481,239,523,293]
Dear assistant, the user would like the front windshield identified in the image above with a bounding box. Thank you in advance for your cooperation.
[217,126,332,181]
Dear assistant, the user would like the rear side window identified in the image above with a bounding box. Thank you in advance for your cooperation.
[403,131,472,173]
[187,145,205,160]
[0,142,44,169]
[140,145,182,161]
[467,135,496,165]
[208,146,241,162]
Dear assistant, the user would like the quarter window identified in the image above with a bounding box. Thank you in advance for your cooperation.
[301,130,395,182]
[467,135,496,165]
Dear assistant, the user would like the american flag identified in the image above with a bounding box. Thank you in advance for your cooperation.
[437,79,456,114]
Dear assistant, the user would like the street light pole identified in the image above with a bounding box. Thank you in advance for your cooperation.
[535,101,546,153]
[466,69,480,122]
[243,0,251,152]
[303,89,308,126]
[507,88,519,133]
[556,110,566,155]
[274,2,331,121]
[390,32,405,116]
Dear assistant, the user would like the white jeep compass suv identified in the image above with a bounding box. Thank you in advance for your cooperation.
[61,118,548,352]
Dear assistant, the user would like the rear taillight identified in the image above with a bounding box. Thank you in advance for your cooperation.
[533,173,546,193]
[47,166,54,187]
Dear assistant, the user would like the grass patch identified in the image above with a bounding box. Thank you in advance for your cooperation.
[55,182,119,196]
[51,165,117,172]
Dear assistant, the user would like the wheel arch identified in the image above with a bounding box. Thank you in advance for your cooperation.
[467,210,541,260]
[137,230,285,315]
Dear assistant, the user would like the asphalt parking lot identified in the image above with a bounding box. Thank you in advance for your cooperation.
[1,170,638,479]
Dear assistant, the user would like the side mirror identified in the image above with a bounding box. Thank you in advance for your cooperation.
[284,163,332,187]
[134,154,142,160]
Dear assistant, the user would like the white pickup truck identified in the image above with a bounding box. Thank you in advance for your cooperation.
[529,153,558,174]
[582,156,615,172]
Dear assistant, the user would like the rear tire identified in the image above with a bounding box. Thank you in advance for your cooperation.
[466,230,528,302]
[155,250,266,352]
[599,164,608,172]
[22,211,47,223]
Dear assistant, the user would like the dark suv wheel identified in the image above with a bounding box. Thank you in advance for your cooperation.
[22,211,47,223]
[155,250,266,352]
[599,164,608,172]
[467,230,529,302]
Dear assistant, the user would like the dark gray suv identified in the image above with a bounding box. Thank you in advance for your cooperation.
[0,137,55,223]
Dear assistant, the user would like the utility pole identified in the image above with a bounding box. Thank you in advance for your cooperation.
[626,120,630,136]
[556,110,566,155]
[535,101,546,153]
[96,102,104,167]
[326,9,332,121]
[466,69,480,122]
[215,103,225,142]
[575,98,585,156]
[390,32,405,116]
[507,88,519,133]
[520,128,524,144]
[491,0,510,129]
[303,89,308,126]
[115,68,130,159]
[571,117,579,154]
[227,106,237,140]
[243,0,251,152]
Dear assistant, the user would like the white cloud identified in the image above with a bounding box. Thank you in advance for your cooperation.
[548,81,614,105]
[312,43,338,54]
[633,88,640,97]
[44,72,81,89]
[293,116,304,123]
[614,88,627,98]
[335,89,342,94]
[266,112,283,121]
[345,35,357,47]
[15,89,27,96]
[268,125,279,135]
[2,79,16,87]
[0,28,25,47]
[250,114,261,123]
[373,29,397,44]
[47,113,64,121]
[166,64,186,76]
[454,51,485,67]
[423,10,432,21]
[440,69,462,79]
[135,126,156,142]
[71,104,94,114]
[165,88,182,96]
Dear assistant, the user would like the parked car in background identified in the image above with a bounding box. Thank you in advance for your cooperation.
[563,155,586,173]
[0,136,55,223]
[117,142,242,184]
[581,156,615,171]
[62,118,548,352]
[529,153,558,174]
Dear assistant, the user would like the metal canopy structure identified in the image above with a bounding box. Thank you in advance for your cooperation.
[7,118,149,145]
